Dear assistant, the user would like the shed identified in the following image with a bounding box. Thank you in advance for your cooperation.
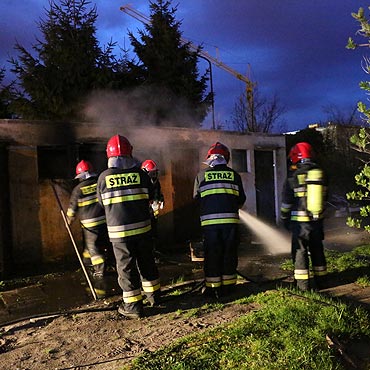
[0,120,287,278]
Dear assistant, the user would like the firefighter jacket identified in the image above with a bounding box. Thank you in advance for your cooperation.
[281,160,327,222]
[67,177,107,230]
[193,164,246,227]
[97,166,154,242]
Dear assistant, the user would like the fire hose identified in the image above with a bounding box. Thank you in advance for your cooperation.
[51,180,98,300]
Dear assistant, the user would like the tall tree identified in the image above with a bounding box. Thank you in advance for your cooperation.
[346,6,370,231]
[128,0,212,127]
[9,0,128,120]
[0,68,14,118]
[231,88,286,133]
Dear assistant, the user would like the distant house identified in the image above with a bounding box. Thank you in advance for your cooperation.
[0,119,287,278]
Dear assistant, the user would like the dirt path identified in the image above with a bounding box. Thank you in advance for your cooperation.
[0,280,264,370]
[1,215,369,370]
[1,271,370,370]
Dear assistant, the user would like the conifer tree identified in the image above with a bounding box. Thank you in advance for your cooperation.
[0,68,13,118]
[128,0,212,127]
[9,0,128,120]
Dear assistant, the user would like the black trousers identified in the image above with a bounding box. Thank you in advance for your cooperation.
[203,224,239,287]
[112,234,160,305]
[291,220,327,288]
[83,226,110,274]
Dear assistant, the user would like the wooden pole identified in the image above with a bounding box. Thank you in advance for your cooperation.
[51,181,98,300]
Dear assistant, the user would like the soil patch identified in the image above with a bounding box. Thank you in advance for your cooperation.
[0,281,262,370]
[1,215,370,369]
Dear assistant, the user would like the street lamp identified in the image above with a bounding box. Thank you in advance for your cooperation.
[198,55,215,130]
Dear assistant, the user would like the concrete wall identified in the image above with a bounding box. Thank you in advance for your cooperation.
[0,120,286,276]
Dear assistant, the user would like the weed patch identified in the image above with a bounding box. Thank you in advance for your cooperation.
[126,289,370,370]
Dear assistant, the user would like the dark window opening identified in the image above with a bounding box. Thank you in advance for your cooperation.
[38,143,107,180]
[231,149,249,173]
[77,143,106,175]
[38,146,75,180]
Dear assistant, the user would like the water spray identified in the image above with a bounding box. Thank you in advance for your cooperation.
[239,209,291,255]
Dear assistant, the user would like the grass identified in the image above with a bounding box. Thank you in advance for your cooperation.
[325,245,370,272]
[121,245,370,370]
[281,244,370,275]
[167,289,185,296]
[0,276,34,291]
[356,275,370,287]
[123,289,370,370]
[170,275,186,285]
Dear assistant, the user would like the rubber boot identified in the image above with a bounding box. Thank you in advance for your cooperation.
[296,279,310,291]
[202,286,221,300]
[118,301,143,319]
[144,290,161,307]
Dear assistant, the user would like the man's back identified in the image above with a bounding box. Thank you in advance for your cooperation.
[194,163,246,227]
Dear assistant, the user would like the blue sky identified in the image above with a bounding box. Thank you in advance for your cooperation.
[0,0,368,131]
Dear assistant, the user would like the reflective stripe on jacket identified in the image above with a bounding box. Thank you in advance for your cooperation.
[67,177,106,229]
[97,167,153,242]
[280,160,326,222]
[194,164,246,227]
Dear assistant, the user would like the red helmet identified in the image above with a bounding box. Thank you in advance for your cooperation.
[206,142,230,162]
[75,160,93,176]
[141,159,158,173]
[106,134,133,158]
[288,142,313,164]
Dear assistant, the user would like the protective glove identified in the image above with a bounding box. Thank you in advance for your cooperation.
[67,216,75,225]
[151,201,159,212]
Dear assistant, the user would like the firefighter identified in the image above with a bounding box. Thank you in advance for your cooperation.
[97,134,161,319]
[193,142,246,299]
[141,159,164,257]
[280,142,328,291]
[67,160,110,280]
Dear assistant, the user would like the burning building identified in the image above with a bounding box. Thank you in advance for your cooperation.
[0,119,286,278]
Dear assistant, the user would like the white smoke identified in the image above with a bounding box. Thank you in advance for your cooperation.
[239,209,291,255]
[81,88,200,127]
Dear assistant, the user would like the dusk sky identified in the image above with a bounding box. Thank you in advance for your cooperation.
[0,0,369,131]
